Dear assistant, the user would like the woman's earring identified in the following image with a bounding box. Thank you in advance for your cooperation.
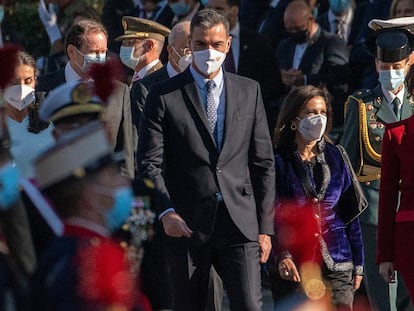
[290,122,297,131]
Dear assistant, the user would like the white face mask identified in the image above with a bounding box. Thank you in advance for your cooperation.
[297,114,327,142]
[119,45,145,70]
[192,49,226,76]
[4,85,35,111]
[172,46,192,72]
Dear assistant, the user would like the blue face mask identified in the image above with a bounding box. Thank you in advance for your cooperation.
[0,163,20,210]
[0,5,4,24]
[75,47,107,72]
[329,0,351,15]
[170,1,190,17]
[378,69,406,91]
[105,186,134,232]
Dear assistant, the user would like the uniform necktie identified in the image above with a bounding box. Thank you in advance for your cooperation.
[392,97,401,120]
[224,44,236,73]
[206,80,217,134]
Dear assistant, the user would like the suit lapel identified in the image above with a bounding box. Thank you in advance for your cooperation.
[219,73,237,157]
[182,70,217,149]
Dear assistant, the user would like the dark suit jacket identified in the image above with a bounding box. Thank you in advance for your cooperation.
[237,27,284,123]
[130,60,165,128]
[257,0,292,51]
[137,68,275,243]
[130,66,169,131]
[36,68,66,93]
[277,26,350,128]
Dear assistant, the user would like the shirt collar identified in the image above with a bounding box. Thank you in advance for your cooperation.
[189,64,224,90]
[137,59,160,78]
[65,62,82,82]
[381,83,405,105]
[166,61,180,78]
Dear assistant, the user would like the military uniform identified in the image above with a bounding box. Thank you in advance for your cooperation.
[341,29,414,311]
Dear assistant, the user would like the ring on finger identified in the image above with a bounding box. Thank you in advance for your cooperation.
[284,270,289,277]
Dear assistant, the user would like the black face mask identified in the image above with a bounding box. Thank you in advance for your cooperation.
[289,29,309,44]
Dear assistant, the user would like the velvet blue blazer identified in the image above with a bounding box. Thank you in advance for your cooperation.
[274,140,364,272]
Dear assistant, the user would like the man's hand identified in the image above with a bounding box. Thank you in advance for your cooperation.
[258,234,271,263]
[379,262,396,283]
[281,68,305,87]
[353,275,363,291]
[161,211,193,238]
[38,0,62,44]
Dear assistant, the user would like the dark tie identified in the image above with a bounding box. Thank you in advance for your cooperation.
[224,44,236,73]
[392,97,401,120]
[206,80,217,134]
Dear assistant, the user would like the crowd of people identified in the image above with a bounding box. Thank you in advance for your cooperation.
[1,0,414,310]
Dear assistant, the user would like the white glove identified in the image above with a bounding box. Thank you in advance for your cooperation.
[38,0,62,44]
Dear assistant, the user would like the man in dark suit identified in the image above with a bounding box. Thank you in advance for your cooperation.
[207,0,284,131]
[277,0,350,138]
[36,20,136,179]
[137,8,275,311]
[316,0,367,46]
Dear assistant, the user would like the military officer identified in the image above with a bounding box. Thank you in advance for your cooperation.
[341,25,414,311]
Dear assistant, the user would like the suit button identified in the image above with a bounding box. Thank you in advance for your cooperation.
[375,136,381,142]
[312,197,319,203]
[216,166,221,173]
[365,181,371,186]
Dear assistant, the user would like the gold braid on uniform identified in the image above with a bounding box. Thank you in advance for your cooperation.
[358,100,381,163]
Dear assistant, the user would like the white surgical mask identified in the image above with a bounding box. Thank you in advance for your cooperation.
[378,69,406,91]
[193,49,226,76]
[4,85,35,111]
[119,45,145,70]
[297,114,327,142]
[172,46,192,72]
[75,47,106,71]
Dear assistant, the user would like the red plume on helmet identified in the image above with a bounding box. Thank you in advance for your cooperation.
[0,44,21,91]
[87,57,124,105]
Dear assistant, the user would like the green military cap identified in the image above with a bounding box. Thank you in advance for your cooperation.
[115,16,170,42]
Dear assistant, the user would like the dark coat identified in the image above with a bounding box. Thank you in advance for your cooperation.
[137,68,275,243]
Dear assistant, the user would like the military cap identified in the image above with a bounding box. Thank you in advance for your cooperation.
[368,16,414,35]
[35,122,113,189]
[115,16,170,42]
[365,17,414,60]
[376,31,411,62]
[39,81,105,123]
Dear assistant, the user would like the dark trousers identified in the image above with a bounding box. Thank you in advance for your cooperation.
[165,203,263,311]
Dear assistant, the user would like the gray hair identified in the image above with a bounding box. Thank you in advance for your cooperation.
[190,8,230,37]
[168,21,191,45]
